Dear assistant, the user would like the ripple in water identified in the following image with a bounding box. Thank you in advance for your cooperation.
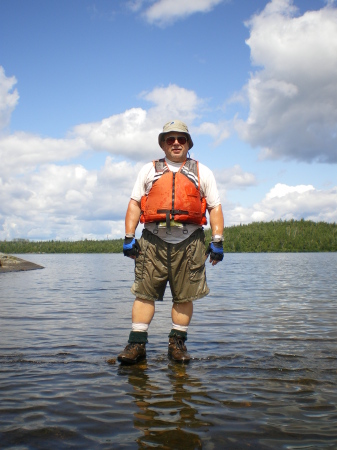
[0,253,337,449]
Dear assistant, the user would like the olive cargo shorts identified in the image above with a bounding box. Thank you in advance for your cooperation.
[131,228,210,303]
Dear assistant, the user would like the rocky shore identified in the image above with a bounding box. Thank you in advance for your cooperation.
[0,253,44,273]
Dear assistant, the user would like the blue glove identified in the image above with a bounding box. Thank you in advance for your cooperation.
[205,241,224,262]
[123,237,141,258]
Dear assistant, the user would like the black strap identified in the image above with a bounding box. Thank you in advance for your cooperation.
[157,209,188,232]
[156,209,189,231]
[157,209,189,216]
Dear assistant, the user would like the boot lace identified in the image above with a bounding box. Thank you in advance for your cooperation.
[125,342,142,350]
[174,337,186,351]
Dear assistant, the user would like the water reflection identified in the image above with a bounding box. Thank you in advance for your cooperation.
[119,361,212,449]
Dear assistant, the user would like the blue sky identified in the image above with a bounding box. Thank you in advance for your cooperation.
[1,0,336,241]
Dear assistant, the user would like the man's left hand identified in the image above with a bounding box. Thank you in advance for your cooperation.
[205,241,224,265]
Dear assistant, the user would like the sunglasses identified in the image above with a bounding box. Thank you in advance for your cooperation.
[164,136,188,145]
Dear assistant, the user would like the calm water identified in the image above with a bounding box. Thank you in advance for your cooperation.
[0,253,336,449]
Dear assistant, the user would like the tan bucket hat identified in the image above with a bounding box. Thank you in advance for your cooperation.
[158,120,193,149]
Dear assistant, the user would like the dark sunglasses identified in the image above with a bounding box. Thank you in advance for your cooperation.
[164,136,188,145]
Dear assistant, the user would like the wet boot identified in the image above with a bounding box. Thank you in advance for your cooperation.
[168,331,190,363]
[117,342,146,364]
[117,331,147,365]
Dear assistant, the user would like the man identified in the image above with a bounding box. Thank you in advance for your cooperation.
[118,120,224,364]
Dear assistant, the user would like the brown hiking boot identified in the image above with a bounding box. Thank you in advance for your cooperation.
[117,343,146,365]
[168,336,191,363]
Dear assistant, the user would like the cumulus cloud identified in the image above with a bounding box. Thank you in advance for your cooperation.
[0,133,88,179]
[215,165,257,190]
[73,84,205,160]
[193,121,230,146]
[208,165,257,212]
[0,67,19,131]
[265,183,314,199]
[236,0,337,163]
[141,84,201,123]
[224,183,337,225]
[72,108,156,160]
[0,83,208,182]
[0,158,144,241]
[140,0,226,26]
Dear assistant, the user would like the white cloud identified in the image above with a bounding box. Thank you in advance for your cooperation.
[72,108,157,160]
[0,158,144,241]
[142,0,225,26]
[0,133,88,179]
[223,183,337,225]
[194,121,230,146]
[73,84,204,160]
[266,183,314,199]
[235,0,337,163]
[0,84,208,183]
[0,67,19,131]
[141,84,201,122]
[215,165,257,190]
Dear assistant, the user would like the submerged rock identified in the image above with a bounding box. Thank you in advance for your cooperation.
[0,252,44,273]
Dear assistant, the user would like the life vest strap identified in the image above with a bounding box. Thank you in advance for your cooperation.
[157,209,189,229]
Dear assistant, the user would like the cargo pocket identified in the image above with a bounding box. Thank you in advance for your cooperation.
[134,236,149,282]
[186,235,206,283]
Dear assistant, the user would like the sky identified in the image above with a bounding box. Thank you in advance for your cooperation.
[0,0,337,241]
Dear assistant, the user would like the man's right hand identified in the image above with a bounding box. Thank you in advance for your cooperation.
[123,237,141,258]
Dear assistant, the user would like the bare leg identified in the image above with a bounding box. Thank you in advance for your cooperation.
[132,297,155,324]
[171,301,193,326]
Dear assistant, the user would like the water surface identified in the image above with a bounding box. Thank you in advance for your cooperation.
[1,253,336,449]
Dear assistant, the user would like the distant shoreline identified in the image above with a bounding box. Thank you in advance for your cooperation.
[0,220,336,254]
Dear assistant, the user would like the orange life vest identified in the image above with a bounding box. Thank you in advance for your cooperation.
[140,158,207,226]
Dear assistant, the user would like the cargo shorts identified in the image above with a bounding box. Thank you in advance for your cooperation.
[131,228,210,303]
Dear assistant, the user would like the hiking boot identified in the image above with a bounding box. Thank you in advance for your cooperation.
[168,336,190,363]
[117,342,146,365]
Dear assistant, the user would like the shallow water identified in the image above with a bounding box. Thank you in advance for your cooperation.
[1,253,337,449]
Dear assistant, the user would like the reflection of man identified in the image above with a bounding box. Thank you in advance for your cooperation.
[123,362,207,447]
[118,120,224,365]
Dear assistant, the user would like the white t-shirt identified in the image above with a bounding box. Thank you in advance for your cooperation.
[131,158,221,243]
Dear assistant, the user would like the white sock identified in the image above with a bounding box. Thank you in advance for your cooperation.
[172,322,188,333]
[132,323,149,332]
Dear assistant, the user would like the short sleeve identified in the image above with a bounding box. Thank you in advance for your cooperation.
[198,163,221,209]
[130,162,154,202]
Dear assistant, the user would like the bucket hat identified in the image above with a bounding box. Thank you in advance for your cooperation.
[158,120,193,149]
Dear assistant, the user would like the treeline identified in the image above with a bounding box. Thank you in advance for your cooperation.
[0,220,336,254]
[0,238,124,254]
[206,219,337,253]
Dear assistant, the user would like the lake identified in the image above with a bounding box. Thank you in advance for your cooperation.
[0,253,336,449]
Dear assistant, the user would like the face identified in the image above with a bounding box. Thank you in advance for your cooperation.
[161,132,190,163]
